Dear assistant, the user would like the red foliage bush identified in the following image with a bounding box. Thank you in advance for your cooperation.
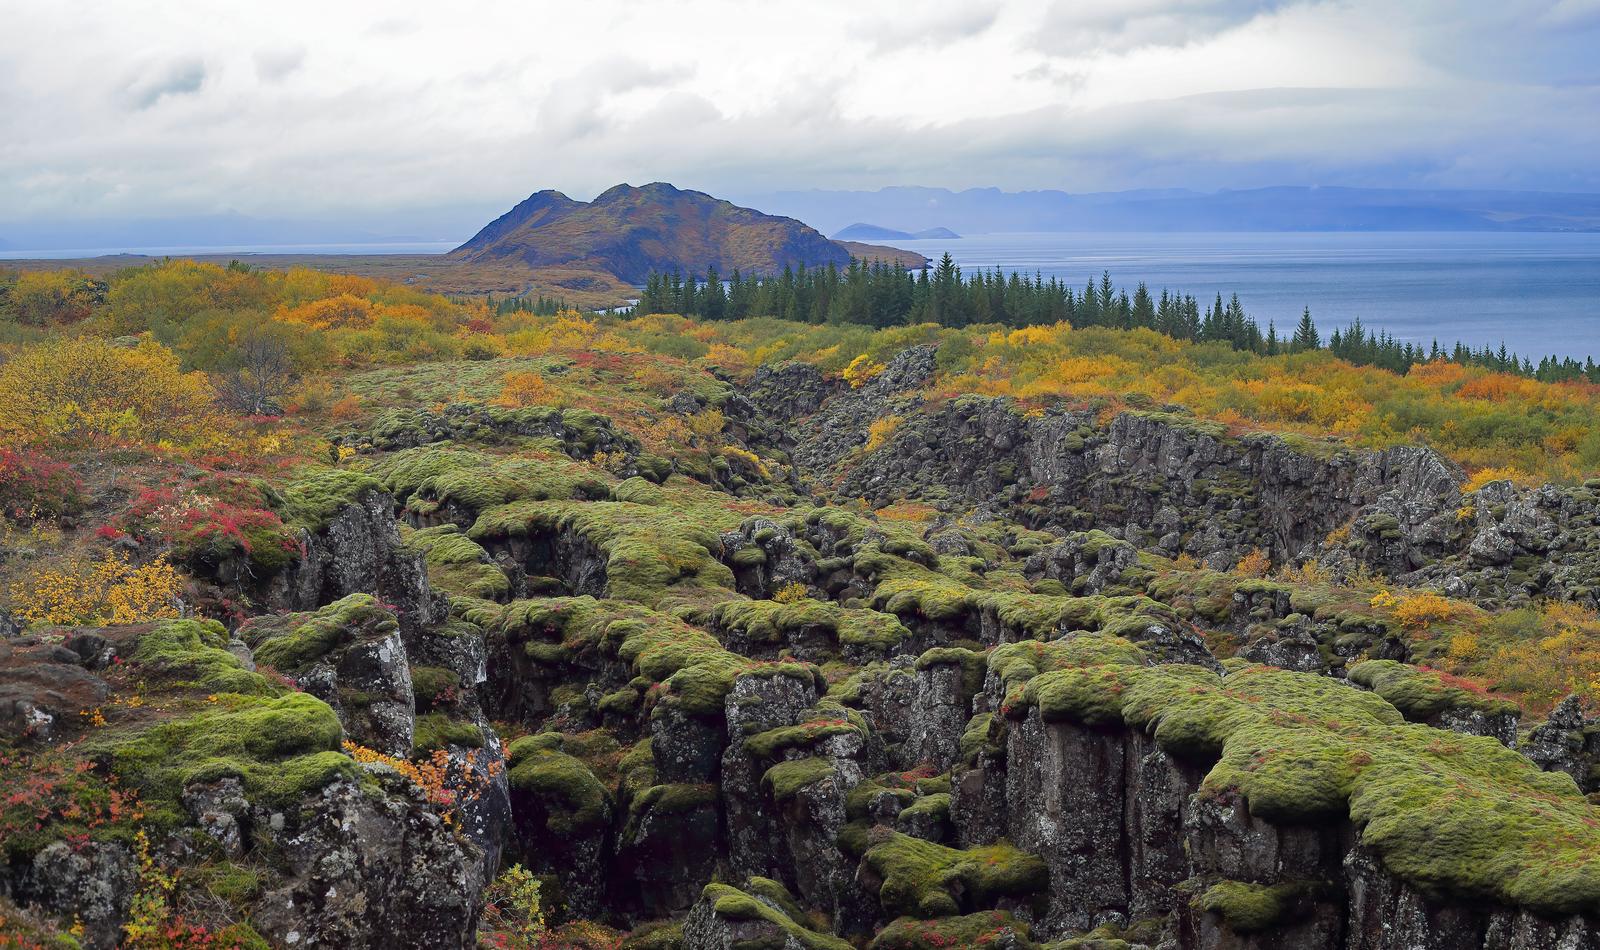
[0,449,86,519]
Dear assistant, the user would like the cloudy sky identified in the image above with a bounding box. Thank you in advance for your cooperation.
[3,0,1600,230]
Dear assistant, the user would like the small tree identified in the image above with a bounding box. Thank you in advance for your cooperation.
[213,327,297,415]
[1292,306,1320,352]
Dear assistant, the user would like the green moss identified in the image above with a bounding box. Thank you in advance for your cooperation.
[95,692,354,825]
[1003,655,1600,914]
[473,596,821,718]
[960,712,1002,765]
[851,829,1046,918]
[1197,880,1321,933]
[898,792,950,824]
[470,479,752,609]
[619,920,684,950]
[700,883,851,950]
[408,665,460,712]
[412,712,484,753]
[763,757,837,801]
[1348,659,1521,719]
[246,594,396,674]
[744,703,868,759]
[506,734,611,837]
[133,619,275,696]
[372,444,612,518]
[401,524,510,600]
[915,647,988,697]
[870,911,1033,950]
[706,598,910,653]
[277,468,383,531]
[627,783,718,826]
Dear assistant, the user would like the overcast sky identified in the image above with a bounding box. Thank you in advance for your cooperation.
[4,0,1600,226]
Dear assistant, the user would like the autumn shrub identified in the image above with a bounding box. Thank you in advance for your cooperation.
[1,269,100,326]
[1462,466,1535,493]
[865,415,902,453]
[496,371,558,408]
[842,353,886,388]
[115,487,299,575]
[1380,590,1466,632]
[479,863,546,948]
[1480,604,1600,711]
[1232,548,1271,578]
[0,449,86,520]
[7,552,183,627]
[0,338,219,451]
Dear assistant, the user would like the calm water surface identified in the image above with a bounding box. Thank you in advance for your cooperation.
[893,232,1600,361]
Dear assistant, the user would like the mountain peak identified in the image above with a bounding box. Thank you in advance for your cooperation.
[450,182,851,284]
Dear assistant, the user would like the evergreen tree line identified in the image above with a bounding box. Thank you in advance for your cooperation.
[630,253,1600,384]
[483,293,568,316]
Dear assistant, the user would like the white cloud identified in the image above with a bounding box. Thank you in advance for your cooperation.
[0,0,1595,224]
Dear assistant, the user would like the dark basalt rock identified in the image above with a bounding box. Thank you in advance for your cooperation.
[265,487,447,642]
[0,635,110,744]
[251,774,482,950]
[1521,696,1600,795]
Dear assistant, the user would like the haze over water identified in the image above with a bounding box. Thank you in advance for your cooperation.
[896,232,1600,362]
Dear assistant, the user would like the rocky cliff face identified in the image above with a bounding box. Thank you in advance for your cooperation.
[7,343,1598,950]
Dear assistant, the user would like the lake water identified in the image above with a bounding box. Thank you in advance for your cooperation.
[891,232,1600,361]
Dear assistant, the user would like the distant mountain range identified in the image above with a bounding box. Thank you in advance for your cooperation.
[742,186,1600,236]
[451,182,864,284]
[832,223,961,241]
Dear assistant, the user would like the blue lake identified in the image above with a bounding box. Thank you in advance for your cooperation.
[890,232,1600,361]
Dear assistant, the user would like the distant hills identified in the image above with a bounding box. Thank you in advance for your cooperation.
[744,186,1600,236]
[451,182,868,284]
[833,223,960,241]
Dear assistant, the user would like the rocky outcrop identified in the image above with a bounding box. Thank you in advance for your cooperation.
[242,595,417,757]
[1521,696,1600,795]
[251,773,483,950]
[0,634,110,743]
[266,486,447,640]
[984,701,1600,949]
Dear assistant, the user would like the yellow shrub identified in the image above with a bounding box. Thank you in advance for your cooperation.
[1233,548,1271,578]
[865,415,902,452]
[1374,590,1465,632]
[720,445,771,479]
[842,354,885,389]
[496,371,558,408]
[772,582,809,604]
[1462,466,1534,493]
[0,338,219,451]
[8,552,182,627]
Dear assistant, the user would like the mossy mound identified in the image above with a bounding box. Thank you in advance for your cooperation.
[1196,879,1326,933]
[698,882,851,950]
[372,444,613,519]
[762,757,837,802]
[132,618,277,696]
[276,467,383,531]
[1003,649,1600,914]
[707,597,910,653]
[869,910,1034,949]
[471,477,762,608]
[744,702,869,759]
[849,828,1047,918]
[506,733,612,837]
[244,593,398,674]
[401,523,510,600]
[95,692,354,827]
[1348,659,1521,719]
[412,712,484,753]
[472,596,822,718]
